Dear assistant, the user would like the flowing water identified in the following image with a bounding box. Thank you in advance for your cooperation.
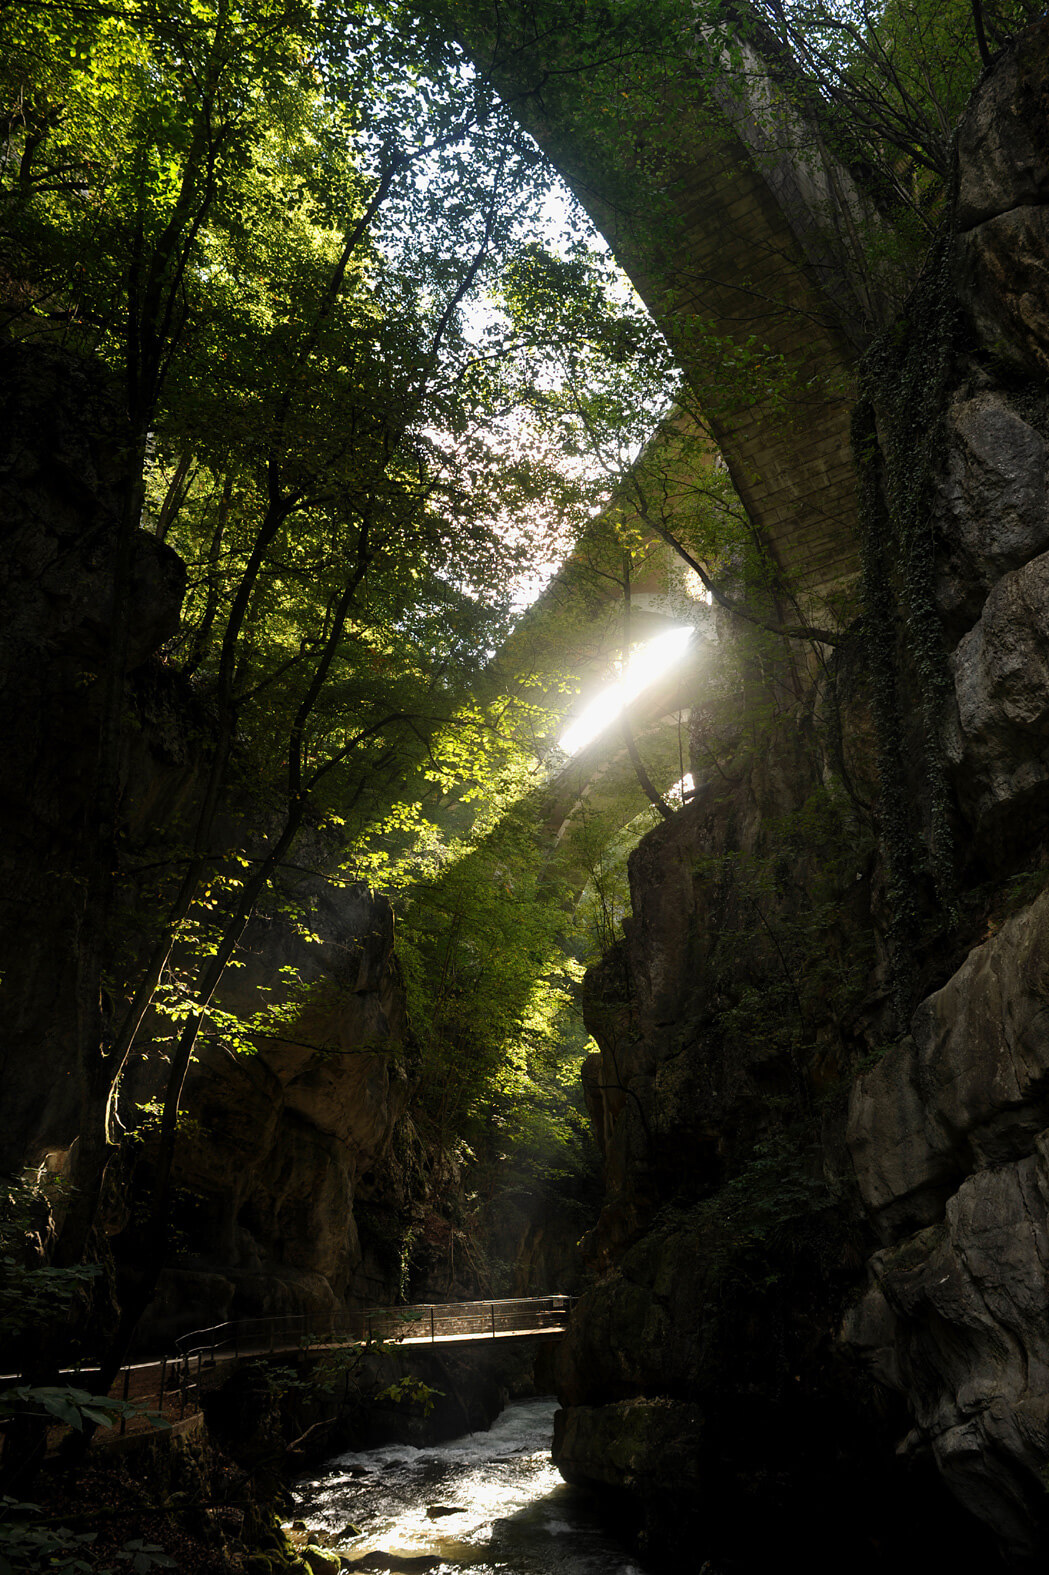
[293,1396,649,1575]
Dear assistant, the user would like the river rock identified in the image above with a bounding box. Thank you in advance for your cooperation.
[553,1397,705,1551]
[302,1548,341,1574]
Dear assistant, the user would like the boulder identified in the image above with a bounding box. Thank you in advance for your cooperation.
[303,1547,341,1574]
[954,20,1049,378]
[848,888,1049,1240]
[957,206,1049,380]
[845,1143,1049,1560]
[933,389,1049,637]
[553,1396,705,1548]
[954,23,1049,230]
[945,551,1049,840]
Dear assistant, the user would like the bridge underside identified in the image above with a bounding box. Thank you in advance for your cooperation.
[459,3,879,612]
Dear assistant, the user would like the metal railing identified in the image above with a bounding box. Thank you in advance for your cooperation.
[174,1293,573,1368]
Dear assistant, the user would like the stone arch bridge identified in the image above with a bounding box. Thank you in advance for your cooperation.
[458,1,886,615]
[462,0,890,873]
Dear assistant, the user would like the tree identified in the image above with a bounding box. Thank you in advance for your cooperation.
[0,0,683,1409]
[728,0,1044,208]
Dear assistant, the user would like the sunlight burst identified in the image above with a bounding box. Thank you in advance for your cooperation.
[558,625,695,756]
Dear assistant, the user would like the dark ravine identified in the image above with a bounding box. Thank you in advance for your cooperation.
[3,14,1049,1575]
[550,22,1049,1573]
[0,364,418,1326]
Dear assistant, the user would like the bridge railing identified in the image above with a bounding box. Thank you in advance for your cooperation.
[173,1294,573,1371]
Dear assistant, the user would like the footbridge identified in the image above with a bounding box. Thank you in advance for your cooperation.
[17,1297,575,1447]
[174,1293,573,1370]
[169,1294,572,1414]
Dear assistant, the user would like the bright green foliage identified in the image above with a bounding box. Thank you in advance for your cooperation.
[0,0,694,1365]
[570,800,662,954]
[497,241,679,474]
[395,784,585,1146]
[375,1373,441,1417]
[0,0,677,1120]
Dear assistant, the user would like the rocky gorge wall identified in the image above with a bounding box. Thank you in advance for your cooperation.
[554,24,1049,1571]
[0,341,187,1177]
[123,885,414,1341]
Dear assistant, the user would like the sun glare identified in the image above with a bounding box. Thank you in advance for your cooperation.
[558,625,695,756]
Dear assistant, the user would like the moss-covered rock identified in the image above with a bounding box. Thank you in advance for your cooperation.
[303,1546,342,1574]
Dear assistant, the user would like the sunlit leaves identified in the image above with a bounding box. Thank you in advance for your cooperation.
[1,0,682,1214]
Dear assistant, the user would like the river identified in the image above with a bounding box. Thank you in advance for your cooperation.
[292,1395,650,1575]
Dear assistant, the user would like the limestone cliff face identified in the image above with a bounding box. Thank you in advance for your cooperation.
[556,23,1049,1570]
[557,678,908,1570]
[842,28,1049,1560]
[126,886,412,1341]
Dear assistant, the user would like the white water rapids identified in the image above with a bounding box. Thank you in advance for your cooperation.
[292,1396,649,1575]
